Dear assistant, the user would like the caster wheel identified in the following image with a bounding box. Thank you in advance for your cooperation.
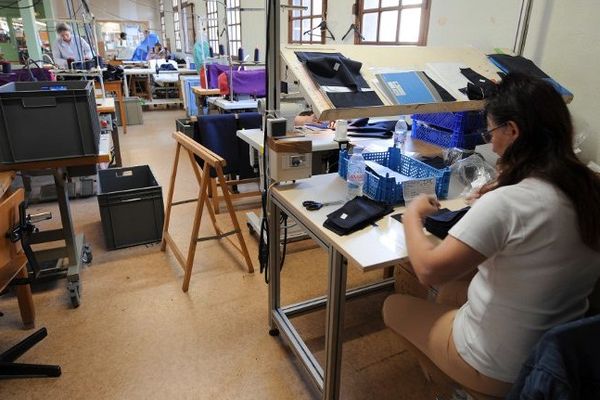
[269,328,280,337]
[247,222,255,234]
[82,245,93,264]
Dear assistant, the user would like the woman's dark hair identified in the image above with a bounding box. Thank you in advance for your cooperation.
[56,23,70,34]
[485,72,600,250]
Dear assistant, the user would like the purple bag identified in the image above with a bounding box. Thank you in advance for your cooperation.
[206,64,230,89]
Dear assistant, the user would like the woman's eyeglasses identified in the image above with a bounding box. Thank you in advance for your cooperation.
[480,123,507,143]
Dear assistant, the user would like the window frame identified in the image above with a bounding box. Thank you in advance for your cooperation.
[225,0,242,56]
[173,0,182,51]
[181,2,196,53]
[288,0,328,44]
[355,0,430,46]
[206,0,219,53]
[159,0,166,45]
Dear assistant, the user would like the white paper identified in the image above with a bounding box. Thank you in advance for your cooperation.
[365,161,412,183]
[402,177,436,204]
[424,62,470,101]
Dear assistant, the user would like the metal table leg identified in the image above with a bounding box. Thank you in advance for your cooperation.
[323,248,347,400]
[268,196,281,334]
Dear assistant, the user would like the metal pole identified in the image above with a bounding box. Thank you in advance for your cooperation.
[266,0,281,117]
[514,0,534,56]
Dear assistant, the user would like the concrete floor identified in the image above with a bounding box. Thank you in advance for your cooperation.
[0,109,452,399]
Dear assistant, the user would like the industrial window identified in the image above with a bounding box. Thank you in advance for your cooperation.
[356,0,430,45]
[159,0,166,44]
[288,0,327,44]
[181,3,196,53]
[226,0,241,56]
[173,0,182,51]
[206,0,219,53]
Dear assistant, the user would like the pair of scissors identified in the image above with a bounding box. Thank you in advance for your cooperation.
[302,200,344,211]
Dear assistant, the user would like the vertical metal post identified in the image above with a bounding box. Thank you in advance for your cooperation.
[266,0,281,116]
[323,248,347,400]
[267,199,281,329]
[53,169,77,266]
[514,0,534,56]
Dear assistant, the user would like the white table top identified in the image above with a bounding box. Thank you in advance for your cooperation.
[272,173,466,271]
[208,97,259,111]
[237,128,394,153]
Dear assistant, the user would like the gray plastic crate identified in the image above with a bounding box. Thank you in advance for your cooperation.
[97,165,164,250]
[175,118,194,138]
[115,97,143,126]
[0,81,100,164]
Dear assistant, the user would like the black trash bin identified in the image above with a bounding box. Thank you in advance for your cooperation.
[97,165,164,250]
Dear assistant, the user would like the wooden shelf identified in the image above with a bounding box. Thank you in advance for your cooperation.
[281,44,503,121]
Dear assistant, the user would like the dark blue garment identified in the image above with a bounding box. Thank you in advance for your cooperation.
[193,114,259,179]
[506,315,600,400]
[346,118,397,138]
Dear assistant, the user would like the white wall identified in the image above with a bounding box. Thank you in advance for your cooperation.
[52,0,159,32]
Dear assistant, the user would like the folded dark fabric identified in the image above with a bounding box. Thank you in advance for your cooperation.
[459,68,498,100]
[424,207,470,239]
[323,196,393,236]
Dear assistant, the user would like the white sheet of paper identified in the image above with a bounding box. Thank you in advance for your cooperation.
[424,62,470,101]
[402,177,437,204]
[365,160,412,183]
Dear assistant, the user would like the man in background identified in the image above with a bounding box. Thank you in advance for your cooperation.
[51,23,92,68]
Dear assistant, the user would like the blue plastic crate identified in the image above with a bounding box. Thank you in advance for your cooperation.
[411,121,485,150]
[412,111,485,133]
[338,147,450,204]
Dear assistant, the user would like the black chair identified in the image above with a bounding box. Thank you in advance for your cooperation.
[0,327,61,379]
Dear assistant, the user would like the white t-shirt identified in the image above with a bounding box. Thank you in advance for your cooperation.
[449,178,600,383]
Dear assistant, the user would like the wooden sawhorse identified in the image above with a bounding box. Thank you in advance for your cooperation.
[161,132,254,292]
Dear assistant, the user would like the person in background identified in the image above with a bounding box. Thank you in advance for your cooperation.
[51,23,92,68]
[147,43,166,60]
[383,73,600,398]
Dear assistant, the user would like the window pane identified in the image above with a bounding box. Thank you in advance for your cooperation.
[381,0,399,6]
[313,0,322,15]
[361,13,378,41]
[363,0,379,10]
[399,7,421,42]
[302,18,311,40]
[379,11,398,42]
[402,0,422,5]
[302,0,311,16]
[292,20,301,41]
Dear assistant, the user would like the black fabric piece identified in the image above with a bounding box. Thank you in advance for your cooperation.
[347,131,392,139]
[487,54,550,79]
[424,207,470,239]
[347,119,396,138]
[323,196,393,236]
[295,51,383,108]
[459,68,498,100]
[422,71,456,102]
[326,91,383,108]
[419,156,447,170]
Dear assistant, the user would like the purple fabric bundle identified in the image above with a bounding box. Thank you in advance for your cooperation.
[206,64,230,88]
[225,69,266,97]
[0,69,56,85]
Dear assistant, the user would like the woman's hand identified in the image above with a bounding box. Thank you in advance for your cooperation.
[406,194,440,219]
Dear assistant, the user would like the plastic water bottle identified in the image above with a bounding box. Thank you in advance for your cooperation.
[346,146,366,200]
[393,117,409,152]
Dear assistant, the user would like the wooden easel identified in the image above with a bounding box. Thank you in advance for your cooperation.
[161,132,254,292]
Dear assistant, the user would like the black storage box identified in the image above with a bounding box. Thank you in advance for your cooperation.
[0,81,100,164]
[175,118,194,138]
[97,165,164,250]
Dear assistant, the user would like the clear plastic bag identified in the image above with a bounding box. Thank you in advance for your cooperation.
[450,154,497,203]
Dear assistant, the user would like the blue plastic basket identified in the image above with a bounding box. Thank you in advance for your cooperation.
[412,111,485,133]
[338,147,450,204]
[411,121,485,150]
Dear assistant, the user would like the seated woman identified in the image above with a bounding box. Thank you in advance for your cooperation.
[383,73,600,398]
